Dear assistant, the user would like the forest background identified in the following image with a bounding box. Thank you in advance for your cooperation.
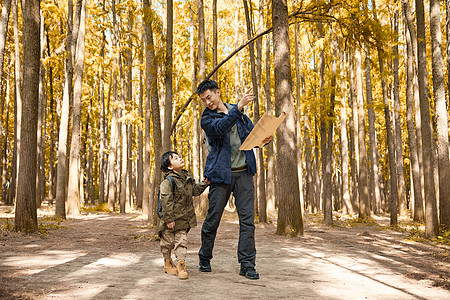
[1,0,449,239]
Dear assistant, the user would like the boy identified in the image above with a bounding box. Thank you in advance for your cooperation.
[158,151,209,279]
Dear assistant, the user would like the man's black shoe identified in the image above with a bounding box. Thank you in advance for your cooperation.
[199,259,211,272]
[239,265,259,279]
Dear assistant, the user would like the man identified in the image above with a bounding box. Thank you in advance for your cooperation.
[197,79,271,280]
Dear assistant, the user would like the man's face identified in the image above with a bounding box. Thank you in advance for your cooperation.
[199,88,221,111]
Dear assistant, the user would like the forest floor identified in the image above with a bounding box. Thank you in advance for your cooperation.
[0,203,450,300]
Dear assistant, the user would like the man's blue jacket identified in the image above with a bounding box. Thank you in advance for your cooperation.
[201,103,257,184]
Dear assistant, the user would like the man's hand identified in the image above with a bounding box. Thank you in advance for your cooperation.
[166,221,175,229]
[262,136,273,145]
[237,87,254,111]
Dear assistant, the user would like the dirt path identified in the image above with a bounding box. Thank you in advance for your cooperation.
[1,207,449,299]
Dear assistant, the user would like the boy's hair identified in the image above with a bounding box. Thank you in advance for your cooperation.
[160,151,179,173]
[197,79,219,95]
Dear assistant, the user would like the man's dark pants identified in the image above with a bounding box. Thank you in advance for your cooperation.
[198,171,256,267]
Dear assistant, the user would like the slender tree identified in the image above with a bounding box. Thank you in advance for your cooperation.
[430,0,450,228]
[67,0,86,216]
[163,0,173,153]
[14,0,40,232]
[273,0,303,236]
[415,0,438,237]
[0,0,12,84]
[55,0,75,218]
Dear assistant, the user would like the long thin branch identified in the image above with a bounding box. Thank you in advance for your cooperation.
[170,10,339,133]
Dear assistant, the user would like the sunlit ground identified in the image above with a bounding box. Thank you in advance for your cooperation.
[1,206,449,299]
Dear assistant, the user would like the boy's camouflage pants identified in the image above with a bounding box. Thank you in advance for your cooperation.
[160,229,188,261]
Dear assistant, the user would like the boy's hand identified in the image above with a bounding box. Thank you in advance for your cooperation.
[166,221,175,229]
[237,87,254,111]
[204,178,210,185]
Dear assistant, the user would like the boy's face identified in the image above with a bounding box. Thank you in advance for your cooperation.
[169,153,184,172]
[199,88,222,111]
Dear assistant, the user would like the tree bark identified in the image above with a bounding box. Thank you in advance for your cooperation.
[143,0,162,224]
[392,8,407,216]
[294,21,304,220]
[377,48,398,224]
[349,51,358,215]
[67,0,85,216]
[355,47,370,218]
[0,0,12,83]
[403,6,423,222]
[416,0,438,237]
[136,31,144,208]
[55,0,74,218]
[264,30,276,218]
[212,0,218,81]
[273,0,303,236]
[14,0,40,232]
[163,0,173,153]
[36,11,45,208]
[402,0,425,221]
[243,0,267,222]
[7,0,21,207]
[430,0,450,228]
[364,46,382,215]
[340,49,351,215]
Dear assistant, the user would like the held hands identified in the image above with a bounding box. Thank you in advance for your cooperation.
[238,87,254,111]
[166,221,175,229]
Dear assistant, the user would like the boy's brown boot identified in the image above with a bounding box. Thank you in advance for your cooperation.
[177,260,189,279]
[164,258,178,275]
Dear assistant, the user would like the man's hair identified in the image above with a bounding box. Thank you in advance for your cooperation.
[160,151,179,172]
[196,79,219,95]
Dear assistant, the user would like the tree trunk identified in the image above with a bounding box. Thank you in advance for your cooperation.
[67,0,85,216]
[7,0,21,207]
[98,64,106,204]
[143,0,162,224]
[0,0,12,82]
[264,31,276,218]
[430,0,450,228]
[378,51,398,224]
[392,8,407,216]
[314,114,320,213]
[243,0,267,222]
[355,47,370,218]
[163,0,173,153]
[190,8,199,183]
[197,0,208,216]
[416,0,439,237]
[212,0,218,81]
[294,20,304,220]
[47,33,55,205]
[14,0,40,232]
[136,32,144,208]
[55,0,75,218]
[349,51,358,214]
[364,47,382,215]
[340,50,351,215]
[402,0,425,221]
[36,12,46,208]
[273,0,303,236]
[403,6,423,222]
[1,72,11,203]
